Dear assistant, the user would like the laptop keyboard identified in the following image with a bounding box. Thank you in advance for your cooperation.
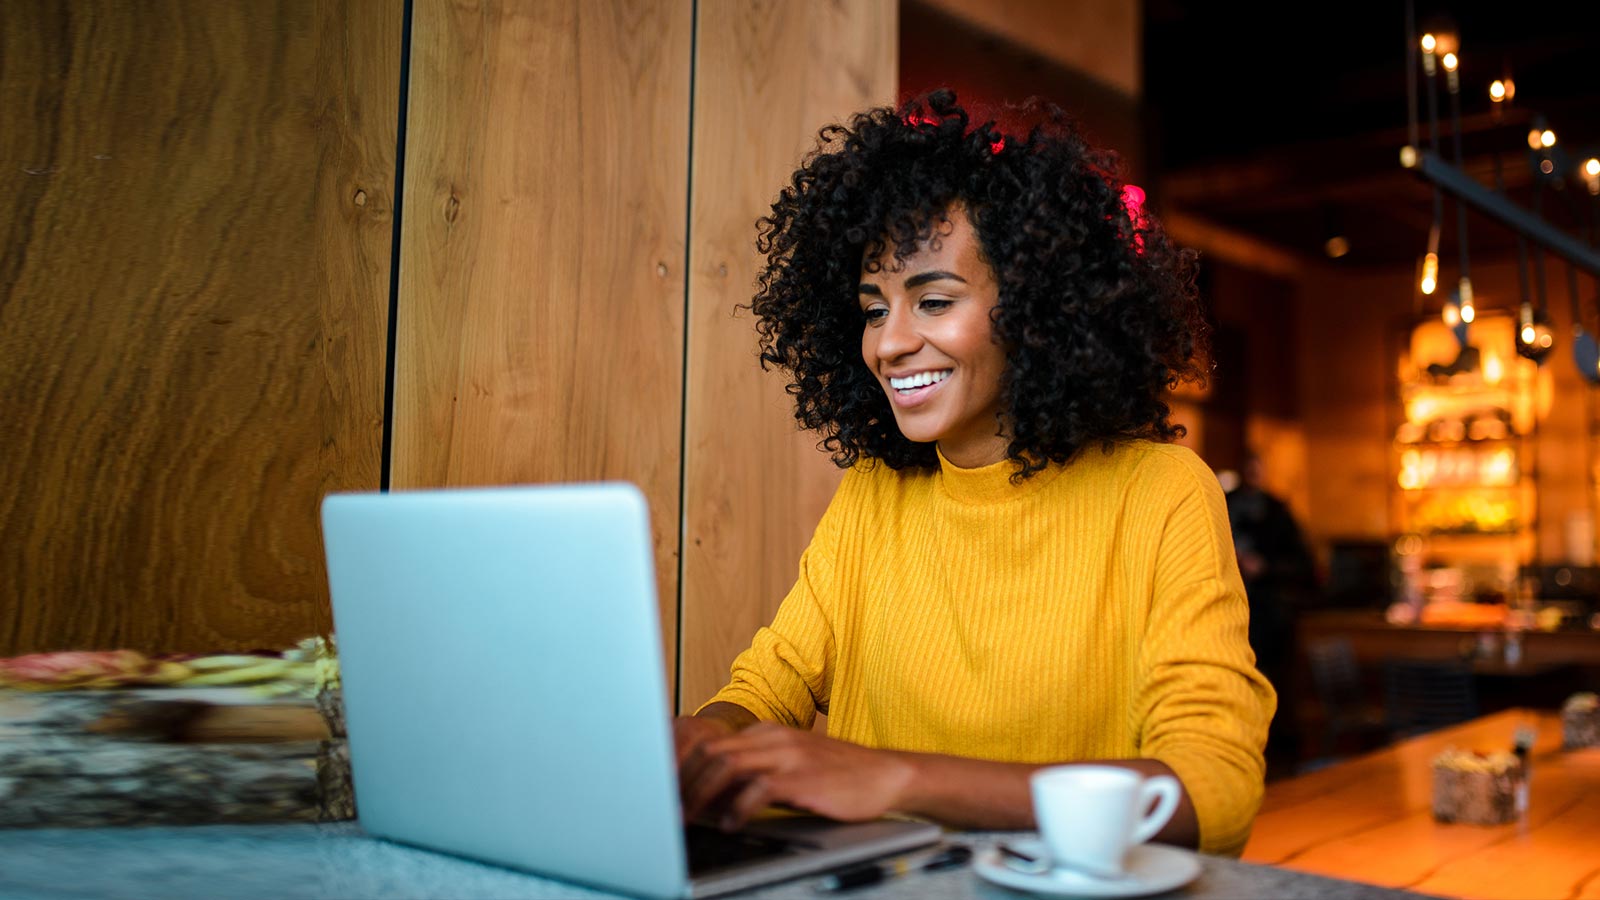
[684,823,795,875]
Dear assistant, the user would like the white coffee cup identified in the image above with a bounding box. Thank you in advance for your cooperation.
[1030,764,1182,879]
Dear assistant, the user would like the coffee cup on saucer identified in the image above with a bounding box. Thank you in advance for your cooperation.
[1029,764,1181,880]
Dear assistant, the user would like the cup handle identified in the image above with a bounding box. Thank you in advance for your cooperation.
[1129,775,1182,846]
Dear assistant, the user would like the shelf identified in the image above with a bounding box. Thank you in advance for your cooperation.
[1399,485,1526,493]
[1394,436,1529,447]
[1390,314,1547,566]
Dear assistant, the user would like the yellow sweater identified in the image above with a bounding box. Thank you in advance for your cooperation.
[703,440,1276,856]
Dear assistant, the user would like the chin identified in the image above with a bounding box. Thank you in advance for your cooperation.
[890,417,943,446]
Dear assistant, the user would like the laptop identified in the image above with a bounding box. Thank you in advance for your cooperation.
[320,483,941,899]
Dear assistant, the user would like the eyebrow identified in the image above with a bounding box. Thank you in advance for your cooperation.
[857,270,968,295]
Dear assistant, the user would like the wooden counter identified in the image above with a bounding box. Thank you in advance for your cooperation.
[1243,709,1600,899]
[1299,610,1600,669]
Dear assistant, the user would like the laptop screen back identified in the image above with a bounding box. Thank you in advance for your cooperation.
[322,483,690,899]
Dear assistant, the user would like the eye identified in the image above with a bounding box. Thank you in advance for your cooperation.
[918,297,952,312]
[861,306,888,324]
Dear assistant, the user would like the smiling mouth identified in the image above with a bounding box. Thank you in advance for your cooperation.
[888,369,952,398]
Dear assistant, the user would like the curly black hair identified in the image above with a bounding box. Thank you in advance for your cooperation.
[750,89,1207,480]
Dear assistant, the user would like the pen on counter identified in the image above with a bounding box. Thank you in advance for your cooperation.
[814,844,973,892]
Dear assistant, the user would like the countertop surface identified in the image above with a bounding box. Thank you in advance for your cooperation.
[1244,709,1600,900]
[0,822,1436,900]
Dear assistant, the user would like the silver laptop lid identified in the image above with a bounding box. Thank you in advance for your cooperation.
[322,483,690,899]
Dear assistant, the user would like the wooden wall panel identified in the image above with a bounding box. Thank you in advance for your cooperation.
[680,0,897,712]
[916,0,1140,97]
[390,0,691,688]
[0,1,398,654]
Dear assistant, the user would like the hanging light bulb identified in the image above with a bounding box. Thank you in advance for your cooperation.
[1420,252,1439,295]
[1517,302,1555,364]
[1585,158,1600,195]
[1489,80,1506,102]
[1441,295,1461,327]
[1458,278,1475,324]
[1541,129,1557,148]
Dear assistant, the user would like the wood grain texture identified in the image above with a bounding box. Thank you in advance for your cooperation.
[915,0,1141,97]
[678,0,897,712]
[0,1,398,654]
[390,0,691,688]
[1245,709,1600,899]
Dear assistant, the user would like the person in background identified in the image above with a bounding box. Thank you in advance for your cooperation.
[1225,451,1317,776]
[674,90,1275,856]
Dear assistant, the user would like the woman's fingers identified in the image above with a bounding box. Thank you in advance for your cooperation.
[682,743,765,823]
[722,774,774,831]
[681,725,914,828]
[673,716,733,766]
[681,736,803,825]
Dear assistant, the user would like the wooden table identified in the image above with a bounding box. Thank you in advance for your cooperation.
[1243,709,1600,899]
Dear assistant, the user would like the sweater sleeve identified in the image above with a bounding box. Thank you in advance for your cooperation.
[1134,455,1277,857]
[694,474,849,729]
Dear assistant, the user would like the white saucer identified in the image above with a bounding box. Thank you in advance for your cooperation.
[973,838,1202,898]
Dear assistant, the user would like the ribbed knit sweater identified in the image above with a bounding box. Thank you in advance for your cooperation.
[702,439,1276,856]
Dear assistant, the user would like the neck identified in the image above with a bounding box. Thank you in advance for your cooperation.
[936,435,1010,469]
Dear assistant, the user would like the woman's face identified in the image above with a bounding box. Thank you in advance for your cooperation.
[858,206,1009,468]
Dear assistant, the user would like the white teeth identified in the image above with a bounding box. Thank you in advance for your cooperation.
[889,370,951,390]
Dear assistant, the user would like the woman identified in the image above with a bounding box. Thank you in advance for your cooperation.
[676,90,1275,857]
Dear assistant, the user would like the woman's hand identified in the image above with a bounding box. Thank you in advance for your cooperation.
[678,722,917,830]
[673,715,737,767]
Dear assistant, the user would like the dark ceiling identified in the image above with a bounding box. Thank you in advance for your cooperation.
[1143,0,1600,271]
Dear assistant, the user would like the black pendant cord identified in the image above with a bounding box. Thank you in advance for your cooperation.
[1495,149,1535,316]
[1495,90,1540,328]
[1405,0,1420,150]
[1448,66,1470,285]
[1569,255,1587,332]
[1555,189,1594,329]
[1533,177,1551,322]
[1581,197,1599,333]
[1588,191,1599,333]
[1579,199,1600,389]
[1424,37,1444,276]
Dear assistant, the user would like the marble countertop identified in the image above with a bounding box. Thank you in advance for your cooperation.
[0,822,1436,900]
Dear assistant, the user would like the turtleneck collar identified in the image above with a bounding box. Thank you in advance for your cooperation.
[935,446,1065,504]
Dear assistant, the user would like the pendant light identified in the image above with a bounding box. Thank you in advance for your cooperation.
[1442,49,1474,333]
[1573,187,1600,385]
[1495,77,1554,364]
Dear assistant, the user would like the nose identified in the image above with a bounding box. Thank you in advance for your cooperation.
[874,304,922,363]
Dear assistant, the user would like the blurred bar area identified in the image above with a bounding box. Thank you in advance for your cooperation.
[903,0,1600,780]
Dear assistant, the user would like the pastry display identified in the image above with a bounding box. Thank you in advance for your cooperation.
[1431,748,1522,825]
[1563,693,1599,750]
